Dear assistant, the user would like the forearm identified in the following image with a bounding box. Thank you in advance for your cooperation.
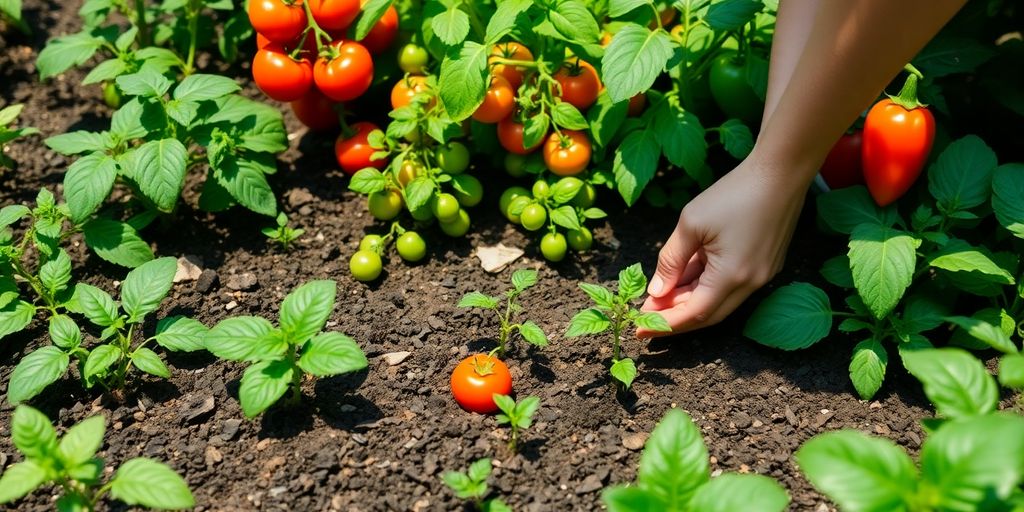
[754,0,965,189]
[760,0,821,132]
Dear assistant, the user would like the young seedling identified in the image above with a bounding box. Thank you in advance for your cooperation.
[565,263,671,389]
[0,405,194,511]
[492,394,540,452]
[458,269,549,357]
[205,280,368,418]
[441,458,511,512]
[603,409,789,512]
[0,104,38,169]
[7,256,207,404]
[262,213,305,251]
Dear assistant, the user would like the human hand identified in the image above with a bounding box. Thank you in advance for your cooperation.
[637,155,810,337]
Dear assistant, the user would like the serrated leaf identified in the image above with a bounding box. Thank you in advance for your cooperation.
[637,408,709,505]
[601,24,674,103]
[205,316,277,362]
[131,347,170,378]
[816,186,898,234]
[82,218,154,268]
[565,308,611,337]
[743,283,832,350]
[848,224,917,320]
[439,41,489,121]
[7,347,69,404]
[511,269,538,292]
[518,321,548,347]
[110,458,194,509]
[280,280,336,344]
[992,163,1024,238]
[902,348,997,419]
[297,332,368,377]
[64,152,117,223]
[849,339,887,400]
[614,129,660,206]
[121,257,176,322]
[458,292,499,309]
[238,359,295,418]
[432,6,470,45]
[153,316,206,352]
[578,282,615,308]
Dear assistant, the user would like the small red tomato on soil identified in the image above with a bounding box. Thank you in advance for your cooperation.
[820,130,865,190]
[391,75,432,110]
[290,89,339,131]
[490,42,533,91]
[473,75,515,124]
[307,0,359,31]
[314,40,374,102]
[252,45,313,102]
[497,117,542,155]
[248,0,306,43]
[359,6,398,54]
[554,59,601,111]
[450,354,513,414]
[543,130,591,176]
[335,122,385,175]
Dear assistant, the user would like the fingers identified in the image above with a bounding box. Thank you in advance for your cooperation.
[648,220,700,299]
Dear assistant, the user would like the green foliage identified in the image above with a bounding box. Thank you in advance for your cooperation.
[493,394,540,451]
[442,458,511,512]
[0,405,193,510]
[205,280,368,418]
[262,213,305,252]
[746,135,1023,400]
[458,269,549,356]
[0,0,30,34]
[603,408,789,512]
[565,263,670,388]
[0,104,39,169]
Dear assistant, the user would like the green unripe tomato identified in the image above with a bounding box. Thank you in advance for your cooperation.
[396,231,427,262]
[410,203,434,222]
[103,82,123,109]
[531,180,550,199]
[567,227,594,252]
[350,250,383,282]
[571,183,597,208]
[540,232,568,262]
[368,189,403,221]
[504,152,528,178]
[436,142,470,174]
[359,234,385,253]
[440,209,470,237]
[404,129,422,143]
[499,186,530,214]
[453,175,483,207]
[505,196,532,224]
[520,203,547,231]
[398,44,429,74]
[432,193,461,223]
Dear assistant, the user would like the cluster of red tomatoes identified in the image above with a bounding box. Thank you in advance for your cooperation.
[248,0,398,133]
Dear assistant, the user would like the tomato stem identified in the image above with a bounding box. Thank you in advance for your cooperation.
[888,64,927,111]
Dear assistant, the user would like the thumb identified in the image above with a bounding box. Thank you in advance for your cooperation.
[648,222,698,298]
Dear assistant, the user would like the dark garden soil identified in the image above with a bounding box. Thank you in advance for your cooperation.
[0,2,949,511]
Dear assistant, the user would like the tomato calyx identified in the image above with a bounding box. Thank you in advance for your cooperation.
[473,353,498,376]
[886,63,928,111]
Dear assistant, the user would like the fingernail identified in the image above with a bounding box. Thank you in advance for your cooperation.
[648,276,663,296]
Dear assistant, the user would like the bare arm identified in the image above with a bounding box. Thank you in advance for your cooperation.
[760,0,820,132]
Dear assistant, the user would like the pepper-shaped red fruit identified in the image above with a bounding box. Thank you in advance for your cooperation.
[820,130,865,190]
[861,66,935,206]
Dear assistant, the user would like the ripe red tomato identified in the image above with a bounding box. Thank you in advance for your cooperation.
[335,122,385,175]
[490,42,533,91]
[554,59,601,110]
[256,33,272,49]
[391,75,432,110]
[628,93,646,117]
[248,0,306,43]
[473,75,515,123]
[308,0,359,31]
[497,117,542,155]
[252,45,313,102]
[290,89,339,131]
[862,99,934,206]
[820,130,865,190]
[359,6,398,54]
[543,130,591,176]
[450,354,513,414]
[314,40,373,101]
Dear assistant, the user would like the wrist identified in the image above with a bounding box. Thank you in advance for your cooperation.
[743,139,822,197]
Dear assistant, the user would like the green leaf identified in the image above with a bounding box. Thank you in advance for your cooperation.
[848,224,917,320]
[849,339,887,400]
[0,299,35,341]
[49,315,82,349]
[588,91,630,148]
[432,6,470,45]
[548,0,600,42]
[618,263,647,301]
[110,98,152,140]
[121,256,176,322]
[110,458,194,509]
[637,408,709,507]
[992,163,1024,238]
[492,393,516,418]
[404,177,436,212]
[458,292,499,309]
[348,168,388,194]
[45,131,111,155]
[578,282,615,309]
[280,280,336,344]
[11,406,57,458]
[64,152,117,223]
[927,238,1015,286]
[239,359,295,418]
[518,321,548,347]
[39,250,71,298]
[608,0,653,18]
[601,24,674,103]
[511,269,538,291]
[82,218,154,268]
[484,0,532,41]
[927,135,997,212]
[7,346,69,404]
[999,353,1024,389]
[297,332,368,377]
[82,58,128,85]
[173,74,239,102]
[901,348,997,419]
[634,312,670,332]
[73,283,120,327]
[57,416,105,467]
[920,414,1024,510]
[816,186,898,234]
[718,119,754,159]
[820,255,854,289]
[602,486,665,512]
[796,430,917,512]
[550,205,581,231]
[352,0,392,40]
[37,32,104,79]
[205,316,277,362]
[654,100,706,174]
[131,347,170,378]
[551,101,589,130]
[743,283,832,350]
[689,474,789,512]
[215,155,278,217]
[439,41,489,121]
[899,293,950,335]
[514,396,541,427]
[613,129,660,206]
[706,0,764,30]
[153,316,207,352]
[913,36,996,78]
[947,315,1016,354]
[126,139,187,212]
[83,344,122,384]
[115,69,172,97]
[0,204,29,228]
[610,358,638,388]
[565,308,611,337]
[0,460,47,504]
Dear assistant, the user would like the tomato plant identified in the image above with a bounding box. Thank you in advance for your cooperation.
[335,121,386,175]
[458,269,549,357]
[391,75,432,109]
[450,354,512,414]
